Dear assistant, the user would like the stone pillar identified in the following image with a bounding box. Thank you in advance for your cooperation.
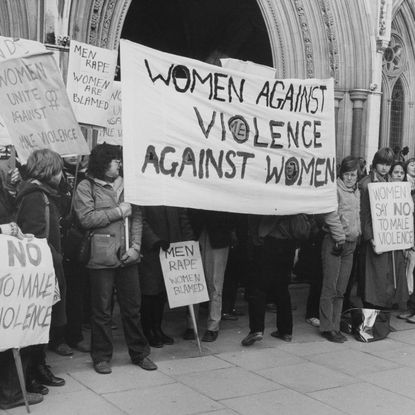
[350,89,369,157]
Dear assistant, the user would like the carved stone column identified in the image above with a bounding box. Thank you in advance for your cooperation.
[334,90,344,138]
[350,89,369,157]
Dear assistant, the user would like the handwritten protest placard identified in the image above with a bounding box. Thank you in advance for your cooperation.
[369,182,414,253]
[0,235,56,352]
[97,81,122,145]
[0,51,90,163]
[159,241,209,308]
[0,36,47,147]
[67,40,117,127]
[120,40,337,215]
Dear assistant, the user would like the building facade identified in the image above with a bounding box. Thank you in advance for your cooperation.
[0,0,413,162]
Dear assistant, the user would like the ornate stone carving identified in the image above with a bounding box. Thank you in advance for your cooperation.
[293,0,314,78]
[319,0,339,83]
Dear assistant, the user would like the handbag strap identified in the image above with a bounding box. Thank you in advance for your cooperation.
[41,192,50,240]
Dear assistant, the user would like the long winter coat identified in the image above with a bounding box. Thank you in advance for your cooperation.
[139,206,194,295]
[16,180,67,327]
[359,171,408,307]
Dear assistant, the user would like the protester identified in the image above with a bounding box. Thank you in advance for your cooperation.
[358,147,396,309]
[184,209,235,342]
[319,156,361,343]
[74,143,156,374]
[0,224,44,410]
[241,214,296,346]
[60,155,91,353]
[140,206,194,347]
[398,157,415,321]
[16,149,67,393]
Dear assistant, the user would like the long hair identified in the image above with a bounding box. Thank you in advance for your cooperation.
[25,149,63,183]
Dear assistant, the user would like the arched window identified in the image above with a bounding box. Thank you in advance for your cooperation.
[389,78,404,150]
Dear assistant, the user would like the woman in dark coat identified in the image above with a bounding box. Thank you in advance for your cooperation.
[359,147,396,309]
[140,206,194,347]
[16,149,66,394]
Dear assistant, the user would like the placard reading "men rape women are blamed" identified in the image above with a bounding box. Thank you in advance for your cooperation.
[0,236,56,352]
[120,40,337,215]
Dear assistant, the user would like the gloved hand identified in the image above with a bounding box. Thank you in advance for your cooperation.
[153,240,170,251]
[331,242,344,256]
[120,247,140,266]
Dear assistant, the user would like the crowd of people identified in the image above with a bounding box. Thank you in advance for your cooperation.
[0,143,414,410]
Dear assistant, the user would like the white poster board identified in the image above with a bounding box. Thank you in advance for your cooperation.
[0,235,56,352]
[159,241,209,308]
[0,52,90,163]
[0,36,47,146]
[97,80,122,145]
[67,40,117,127]
[368,182,414,253]
[120,40,337,215]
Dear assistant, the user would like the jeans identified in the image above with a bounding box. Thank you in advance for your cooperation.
[247,238,295,335]
[89,265,150,364]
[319,235,357,332]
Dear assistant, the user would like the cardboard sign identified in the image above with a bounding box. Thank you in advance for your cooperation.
[67,40,117,127]
[0,236,56,352]
[0,51,90,163]
[369,182,414,253]
[0,36,47,147]
[97,81,122,145]
[120,40,337,215]
[159,241,209,308]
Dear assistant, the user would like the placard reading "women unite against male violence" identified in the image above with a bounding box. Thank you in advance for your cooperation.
[120,40,337,215]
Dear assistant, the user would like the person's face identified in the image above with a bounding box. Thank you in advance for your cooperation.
[105,159,121,179]
[390,165,405,182]
[375,163,391,177]
[50,170,63,186]
[407,161,415,178]
[63,155,79,166]
[286,162,295,177]
[342,169,358,188]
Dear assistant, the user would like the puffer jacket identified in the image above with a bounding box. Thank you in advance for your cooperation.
[323,177,361,243]
[73,175,142,269]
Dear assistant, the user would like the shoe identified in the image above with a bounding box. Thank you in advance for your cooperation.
[134,357,157,371]
[155,330,174,345]
[50,343,73,356]
[231,308,245,316]
[0,393,43,410]
[321,330,344,343]
[73,340,91,353]
[183,328,196,340]
[406,315,415,324]
[26,379,49,395]
[202,330,219,342]
[397,310,414,319]
[222,313,238,321]
[271,331,292,342]
[306,317,320,327]
[35,364,65,386]
[241,331,263,346]
[148,334,164,348]
[94,361,112,374]
[336,331,348,342]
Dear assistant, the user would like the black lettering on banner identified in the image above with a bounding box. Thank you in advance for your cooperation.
[285,157,300,185]
[144,59,173,85]
[314,157,327,187]
[269,121,284,149]
[198,149,205,179]
[205,149,224,179]
[141,145,160,174]
[301,121,313,148]
[266,156,285,184]
[224,151,237,179]
[228,77,244,103]
[193,107,216,139]
[228,116,249,144]
[178,147,197,177]
[298,158,315,185]
[172,65,191,93]
[190,70,213,99]
[237,151,255,179]
[213,73,227,102]
[314,121,322,147]
[160,146,178,176]
[287,122,299,148]
[256,81,270,106]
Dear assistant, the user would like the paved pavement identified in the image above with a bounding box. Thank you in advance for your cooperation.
[4,283,415,415]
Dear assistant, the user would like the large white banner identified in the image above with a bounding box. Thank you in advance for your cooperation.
[0,37,47,146]
[97,81,122,145]
[0,52,90,163]
[67,40,117,127]
[0,236,56,352]
[120,40,337,215]
[159,241,209,308]
[369,182,414,253]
